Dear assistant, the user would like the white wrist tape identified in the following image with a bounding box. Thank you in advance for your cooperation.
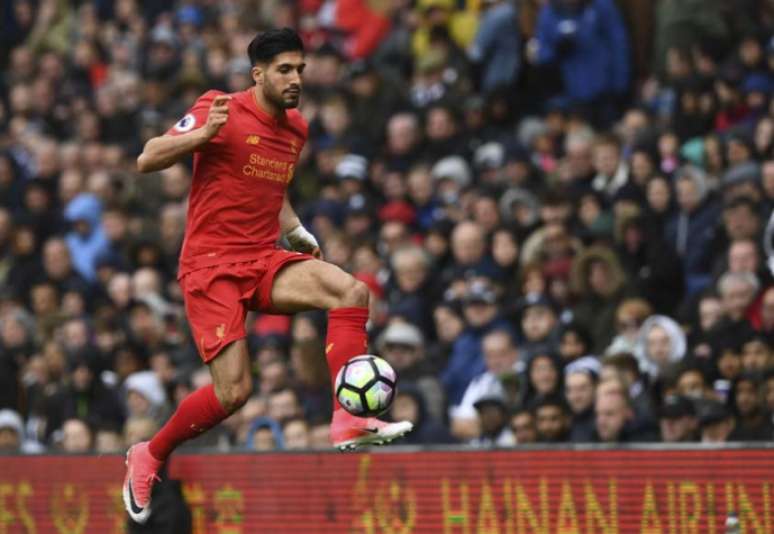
[285,224,319,252]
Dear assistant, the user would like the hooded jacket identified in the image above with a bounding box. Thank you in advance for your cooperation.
[64,193,110,282]
[570,246,632,352]
[534,0,630,102]
[665,167,720,295]
[635,315,686,378]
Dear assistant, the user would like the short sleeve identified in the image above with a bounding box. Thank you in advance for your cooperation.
[165,90,225,138]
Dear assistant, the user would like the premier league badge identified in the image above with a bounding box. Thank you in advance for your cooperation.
[174,113,196,132]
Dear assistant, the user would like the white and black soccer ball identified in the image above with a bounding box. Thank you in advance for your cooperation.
[335,355,397,417]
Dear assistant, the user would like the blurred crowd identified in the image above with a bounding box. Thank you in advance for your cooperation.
[0,0,773,455]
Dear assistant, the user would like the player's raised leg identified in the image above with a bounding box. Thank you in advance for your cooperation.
[270,259,413,449]
[124,340,251,522]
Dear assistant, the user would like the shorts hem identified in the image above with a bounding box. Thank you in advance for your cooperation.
[201,334,247,364]
[260,252,315,312]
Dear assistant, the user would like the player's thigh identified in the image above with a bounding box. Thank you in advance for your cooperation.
[208,339,252,410]
[270,259,364,313]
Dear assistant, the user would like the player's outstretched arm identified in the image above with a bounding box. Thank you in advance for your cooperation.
[136,95,232,173]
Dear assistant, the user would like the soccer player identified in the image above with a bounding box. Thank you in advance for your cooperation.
[123,28,412,523]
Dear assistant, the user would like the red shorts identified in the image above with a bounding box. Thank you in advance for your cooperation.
[180,248,314,362]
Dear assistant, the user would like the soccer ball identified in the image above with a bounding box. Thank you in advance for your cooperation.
[335,355,397,417]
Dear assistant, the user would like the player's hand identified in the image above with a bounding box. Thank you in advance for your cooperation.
[203,95,231,140]
[285,225,321,258]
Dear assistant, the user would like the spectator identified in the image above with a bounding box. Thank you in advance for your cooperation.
[658,396,699,443]
[594,389,645,442]
[441,280,513,406]
[390,386,456,445]
[0,409,43,453]
[42,351,125,443]
[470,395,515,447]
[510,408,538,445]
[557,321,592,365]
[605,298,653,356]
[63,192,109,283]
[386,246,437,336]
[729,374,773,440]
[697,400,738,443]
[665,166,719,295]
[709,271,760,349]
[377,321,445,422]
[741,334,773,373]
[468,0,520,93]
[60,418,93,453]
[615,214,684,314]
[94,426,124,453]
[533,394,571,443]
[635,315,687,379]
[674,365,713,400]
[524,352,562,405]
[571,246,631,352]
[600,353,656,429]
[246,417,284,451]
[125,370,169,422]
[517,295,560,361]
[450,329,522,440]
[564,357,600,442]
[529,0,630,125]
[282,418,311,450]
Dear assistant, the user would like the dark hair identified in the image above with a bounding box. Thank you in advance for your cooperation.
[530,394,569,415]
[247,28,304,65]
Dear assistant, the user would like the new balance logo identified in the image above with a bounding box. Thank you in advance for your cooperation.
[246,135,260,145]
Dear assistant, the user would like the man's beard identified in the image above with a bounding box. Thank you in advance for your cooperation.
[265,82,300,110]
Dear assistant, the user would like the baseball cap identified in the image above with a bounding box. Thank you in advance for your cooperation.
[722,161,761,189]
[463,281,497,305]
[564,356,601,378]
[125,371,166,408]
[474,142,505,171]
[431,156,472,188]
[0,409,23,436]
[336,154,369,181]
[473,394,508,412]
[696,399,732,427]
[659,396,696,419]
[379,322,424,349]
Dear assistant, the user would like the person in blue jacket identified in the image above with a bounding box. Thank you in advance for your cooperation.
[64,193,110,283]
[468,0,521,93]
[528,0,631,124]
[441,280,515,406]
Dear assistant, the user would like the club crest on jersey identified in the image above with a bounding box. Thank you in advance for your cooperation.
[246,135,261,145]
[174,114,196,132]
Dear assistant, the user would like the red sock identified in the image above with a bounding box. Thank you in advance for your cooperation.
[148,384,228,461]
[326,307,369,412]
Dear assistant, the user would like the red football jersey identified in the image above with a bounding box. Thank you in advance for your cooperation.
[166,89,308,277]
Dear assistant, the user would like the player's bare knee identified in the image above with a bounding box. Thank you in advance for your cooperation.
[337,278,369,308]
[215,376,252,414]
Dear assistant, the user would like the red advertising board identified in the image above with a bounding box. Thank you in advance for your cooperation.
[0,447,772,533]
